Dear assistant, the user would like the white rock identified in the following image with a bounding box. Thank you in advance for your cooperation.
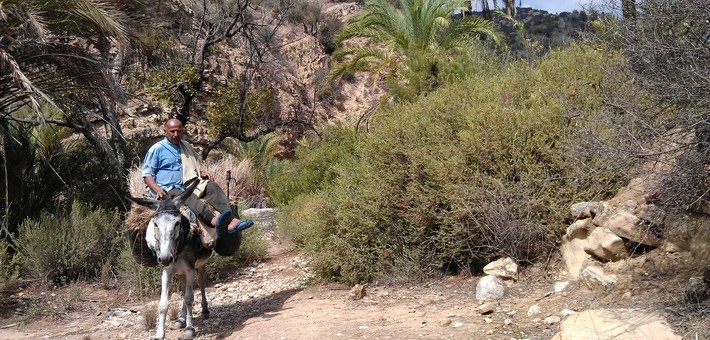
[560,309,576,317]
[475,275,506,301]
[580,266,618,292]
[527,304,541,317]
[483,257,519,280]
[452,322,464,328]
[544,316,561,324]
[552,309,681,339]
[554,281,569,293]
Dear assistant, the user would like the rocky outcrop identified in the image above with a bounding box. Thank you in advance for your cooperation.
[561,176,710,281]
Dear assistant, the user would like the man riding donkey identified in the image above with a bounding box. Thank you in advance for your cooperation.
[142,118,253,250]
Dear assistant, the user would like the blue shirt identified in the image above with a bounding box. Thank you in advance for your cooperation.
[142,138,184,194]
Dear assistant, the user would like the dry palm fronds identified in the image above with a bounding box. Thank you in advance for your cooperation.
[124,204,153,232]
[126,165,146,197]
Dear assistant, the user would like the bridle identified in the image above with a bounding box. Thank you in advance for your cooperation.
[150,209,187,263]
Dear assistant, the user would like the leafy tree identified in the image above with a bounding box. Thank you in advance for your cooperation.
[329,0,503,101]
[141,0,312,158]
[0,114,126,238]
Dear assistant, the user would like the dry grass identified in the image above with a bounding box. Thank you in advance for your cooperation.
[168,301,180,320]
[124,204,153,232]
[126,156,253,204]
[203,155,254,204]
[142,302,157,330]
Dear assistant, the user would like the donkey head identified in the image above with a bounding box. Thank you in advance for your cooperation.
[127,181,198,266]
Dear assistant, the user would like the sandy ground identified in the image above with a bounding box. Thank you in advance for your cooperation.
[0,237,706,340]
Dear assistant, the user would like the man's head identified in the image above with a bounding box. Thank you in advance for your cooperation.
[164,118,184,145]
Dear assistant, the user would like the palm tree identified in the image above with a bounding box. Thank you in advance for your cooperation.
[329,0,502,100]
[0,0,130,170]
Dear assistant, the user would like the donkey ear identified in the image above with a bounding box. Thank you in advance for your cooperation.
[126,196,159,210]
[173,179,199,205]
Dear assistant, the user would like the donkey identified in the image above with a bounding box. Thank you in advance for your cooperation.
[127,180,212,339]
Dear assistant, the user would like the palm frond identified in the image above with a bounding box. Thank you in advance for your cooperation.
[68,0,129,44]
[0,49,43,120]
[440,16,504,48]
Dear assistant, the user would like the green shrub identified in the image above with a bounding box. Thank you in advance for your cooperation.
[267,125,358,207]
[279,44,636,284]
[15,201,122,286]
[116,239,162,296]
[0,239,20,295]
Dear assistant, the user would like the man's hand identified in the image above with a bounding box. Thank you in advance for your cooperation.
[154,188,168,200]
[144,175,168,199]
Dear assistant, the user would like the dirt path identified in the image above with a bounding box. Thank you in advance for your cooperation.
[0,236,702,339]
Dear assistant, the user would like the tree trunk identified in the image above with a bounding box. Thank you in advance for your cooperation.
[503,0,516,17]
[482,0,491,19]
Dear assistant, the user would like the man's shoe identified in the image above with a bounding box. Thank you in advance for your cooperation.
[233,220,254,233]
[216,210,233,233]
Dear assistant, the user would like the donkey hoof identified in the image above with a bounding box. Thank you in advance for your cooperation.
[171,318,186,330]
[182,327,196,339]
[201,310,210,319]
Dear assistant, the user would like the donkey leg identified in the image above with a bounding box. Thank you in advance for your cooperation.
[197,266,209,317]
[171,278,187,330]
[182,269,197,339]
[170,300,187,329]
[154,269,171,340]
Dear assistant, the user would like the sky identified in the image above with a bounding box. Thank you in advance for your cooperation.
[521,0,596,13]
[474,0,597,14]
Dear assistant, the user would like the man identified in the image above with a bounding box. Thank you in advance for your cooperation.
[142,118,253,238]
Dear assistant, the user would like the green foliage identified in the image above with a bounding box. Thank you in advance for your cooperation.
[116,239,162,296]
[145,62,202,107]
[0,239,20,295]
[329,0,503,101]
[267,125,358,207]
[15,201,122,286]
[0,121,127,236]
[207,84,278,136]
[280,45,634,284]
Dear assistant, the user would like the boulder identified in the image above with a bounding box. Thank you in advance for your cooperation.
[686,276,708,303]
[580,265,618,293]
[584,227,626,262]
[552,309,681,339]
[560,219,593,279]
[570,202,606,219]
[483,257,518,280]
[475,275,505,301]
[597,208,662,246]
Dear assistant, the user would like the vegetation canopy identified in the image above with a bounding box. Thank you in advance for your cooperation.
[278,46,634,284]
[329,0,503,100]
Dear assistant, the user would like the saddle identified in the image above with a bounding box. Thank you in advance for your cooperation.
[181,206,218,250]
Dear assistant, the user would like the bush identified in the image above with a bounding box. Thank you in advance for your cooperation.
[15,201,122,286]
[267,125,358,207]
[0,239,19,295]
[116,238,163,296]
[279,45,635,284]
